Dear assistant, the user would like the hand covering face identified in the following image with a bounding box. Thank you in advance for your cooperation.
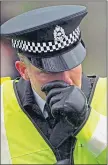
[42,80,89,128]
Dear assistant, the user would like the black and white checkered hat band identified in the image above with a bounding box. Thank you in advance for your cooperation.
[12,26,80,54]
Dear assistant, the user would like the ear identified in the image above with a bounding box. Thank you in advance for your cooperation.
[15,61,29,80]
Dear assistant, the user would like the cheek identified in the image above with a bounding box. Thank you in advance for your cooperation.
[35,72,63,86]
[29,70,50,86]
[70,65,82,85]
[36,74,56,86]
[71,65,82,77]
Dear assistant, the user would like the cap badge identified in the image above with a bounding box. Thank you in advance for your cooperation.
[54,25,68,42]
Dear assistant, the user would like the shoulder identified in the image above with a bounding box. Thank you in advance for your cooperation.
[90,76,107,116]
[0,77,11,85]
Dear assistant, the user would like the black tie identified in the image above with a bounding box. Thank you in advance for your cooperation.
[44,103,56,128]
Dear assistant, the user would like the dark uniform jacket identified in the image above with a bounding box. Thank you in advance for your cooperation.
[13,74,98,161]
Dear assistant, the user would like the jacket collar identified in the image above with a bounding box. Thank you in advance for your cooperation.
[15,78,36,107]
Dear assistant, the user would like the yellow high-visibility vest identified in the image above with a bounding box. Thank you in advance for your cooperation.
[1,78,107,164]
[0,77,11,85]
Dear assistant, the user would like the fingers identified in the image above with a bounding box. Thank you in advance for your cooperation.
[41,80,69,94]
[46,88,62,104]
[51,101,64,117]
[48,93,63,107]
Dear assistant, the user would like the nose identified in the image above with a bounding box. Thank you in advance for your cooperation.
[59,71,73,85]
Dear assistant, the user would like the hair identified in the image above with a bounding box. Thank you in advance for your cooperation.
[17,53,31,66]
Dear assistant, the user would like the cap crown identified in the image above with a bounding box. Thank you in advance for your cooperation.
[1,5,87,58]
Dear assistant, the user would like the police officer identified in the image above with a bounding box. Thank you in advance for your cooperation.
[1,5,107,164]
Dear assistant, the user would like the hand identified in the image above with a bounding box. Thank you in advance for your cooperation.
[41,80,89,128]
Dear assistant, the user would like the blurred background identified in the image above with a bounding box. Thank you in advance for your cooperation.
[1,1,107,78]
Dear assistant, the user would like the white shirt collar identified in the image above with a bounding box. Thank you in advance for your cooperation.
[32,88,46,113]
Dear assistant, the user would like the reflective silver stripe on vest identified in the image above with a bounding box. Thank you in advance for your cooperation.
[87,113,107,157]
[1,84,12,164]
